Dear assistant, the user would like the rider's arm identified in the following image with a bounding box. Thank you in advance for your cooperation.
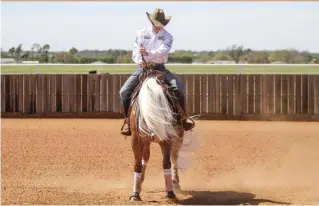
[148,33,173,58]
[132,31,143,64]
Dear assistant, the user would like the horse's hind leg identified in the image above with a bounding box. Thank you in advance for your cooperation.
[129,135,143,201]
[171,138,182,192]
[160,142,177,202]
[141,141,150,183]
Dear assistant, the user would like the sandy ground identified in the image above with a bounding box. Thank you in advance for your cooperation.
[1,119,319,205]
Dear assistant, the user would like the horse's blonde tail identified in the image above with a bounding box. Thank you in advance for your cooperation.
[138,77,179,142]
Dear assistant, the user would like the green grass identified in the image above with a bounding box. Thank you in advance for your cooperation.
[1,64,319,74]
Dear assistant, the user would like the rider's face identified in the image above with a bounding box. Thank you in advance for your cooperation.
[153,25,163,33]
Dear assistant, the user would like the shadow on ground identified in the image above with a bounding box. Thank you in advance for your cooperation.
[178,190,291,205]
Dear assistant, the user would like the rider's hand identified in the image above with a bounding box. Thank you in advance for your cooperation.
[139,47,149,56]
[139,61,147,68]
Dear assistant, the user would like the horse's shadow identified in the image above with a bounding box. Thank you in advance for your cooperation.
[177,190,291,205]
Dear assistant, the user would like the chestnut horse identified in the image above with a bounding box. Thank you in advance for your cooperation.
[126,65,197,203]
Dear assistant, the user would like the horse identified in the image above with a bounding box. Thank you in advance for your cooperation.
[125,63,197,203]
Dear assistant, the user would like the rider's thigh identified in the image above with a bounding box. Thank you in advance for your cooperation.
[120,67,143,95]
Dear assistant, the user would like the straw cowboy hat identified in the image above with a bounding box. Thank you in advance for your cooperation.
[146,8,171,27]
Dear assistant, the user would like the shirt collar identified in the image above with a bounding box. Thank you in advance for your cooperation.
[149,26,164,36]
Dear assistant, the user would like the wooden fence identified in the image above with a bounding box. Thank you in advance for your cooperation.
[1,74,319,121]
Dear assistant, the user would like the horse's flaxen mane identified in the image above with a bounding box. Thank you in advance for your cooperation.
[137,76,180,142]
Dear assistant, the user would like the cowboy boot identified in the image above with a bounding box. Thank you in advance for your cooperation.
[172,89,195,131]
[120,118,131,136]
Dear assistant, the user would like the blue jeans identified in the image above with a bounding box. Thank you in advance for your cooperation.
[119,65,186,118]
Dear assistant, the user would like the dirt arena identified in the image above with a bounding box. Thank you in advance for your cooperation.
[2,119,319,205]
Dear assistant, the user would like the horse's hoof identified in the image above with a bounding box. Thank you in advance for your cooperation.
[165,191,178,203]
[129,192,142,202]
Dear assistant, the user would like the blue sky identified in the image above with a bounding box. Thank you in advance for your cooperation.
[2,2,319,52]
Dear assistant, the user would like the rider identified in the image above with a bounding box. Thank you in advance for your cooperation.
[119,8,194,136]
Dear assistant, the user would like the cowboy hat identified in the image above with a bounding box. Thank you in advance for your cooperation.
[146,8,171,27]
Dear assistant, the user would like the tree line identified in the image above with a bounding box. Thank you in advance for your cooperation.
[2,44,318,64]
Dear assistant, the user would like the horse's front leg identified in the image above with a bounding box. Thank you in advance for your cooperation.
[129,135,143,202]
[141,140,150,183]
[160,141,177,202]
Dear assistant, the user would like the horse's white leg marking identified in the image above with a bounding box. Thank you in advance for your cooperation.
[163,168,173,192]
[133,172,142,193]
